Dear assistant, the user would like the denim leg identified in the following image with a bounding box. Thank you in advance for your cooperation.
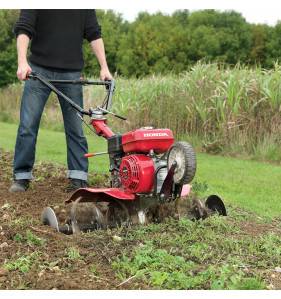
[13,77,51,179]
[55,76,88,181]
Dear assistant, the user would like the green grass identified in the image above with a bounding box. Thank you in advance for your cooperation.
[1,121,281,218]
[194,153,281,219]
[0,121,108,174]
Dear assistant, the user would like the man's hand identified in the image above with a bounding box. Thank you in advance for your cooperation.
[17,61,32,81]
[100,67,113,81]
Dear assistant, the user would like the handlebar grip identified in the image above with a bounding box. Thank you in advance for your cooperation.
[27,72,37,79]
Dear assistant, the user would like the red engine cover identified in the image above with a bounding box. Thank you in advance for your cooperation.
[122,128,174,154]
[119,155,154,193]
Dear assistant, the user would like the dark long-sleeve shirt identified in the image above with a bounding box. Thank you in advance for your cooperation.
[14,9,101,70]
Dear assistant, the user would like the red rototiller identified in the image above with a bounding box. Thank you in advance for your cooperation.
[28,73,226,234]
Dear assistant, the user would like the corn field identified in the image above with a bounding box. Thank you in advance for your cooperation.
[1,62,281,162]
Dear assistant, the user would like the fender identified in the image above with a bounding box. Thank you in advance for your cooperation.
[65,187,136,204]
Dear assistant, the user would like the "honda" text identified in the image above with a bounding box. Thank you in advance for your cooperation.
[143,133,169,137]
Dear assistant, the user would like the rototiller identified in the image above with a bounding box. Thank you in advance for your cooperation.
[28,72,226,234]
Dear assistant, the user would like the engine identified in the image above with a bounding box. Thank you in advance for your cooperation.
[119,155,155,193]
[108,128,173,193]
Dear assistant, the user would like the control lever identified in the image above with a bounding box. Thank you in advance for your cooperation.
[98,106,127,121]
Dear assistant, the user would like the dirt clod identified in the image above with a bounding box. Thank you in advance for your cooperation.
[0,268,8,276]
[0,242,8,249]
[112,235,122,242]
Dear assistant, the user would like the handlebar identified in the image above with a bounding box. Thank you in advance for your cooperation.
[27,72,118,117]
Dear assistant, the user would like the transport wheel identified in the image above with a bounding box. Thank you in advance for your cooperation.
[167,141,196,184]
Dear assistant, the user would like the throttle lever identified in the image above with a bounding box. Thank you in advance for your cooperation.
[98,106,127,121]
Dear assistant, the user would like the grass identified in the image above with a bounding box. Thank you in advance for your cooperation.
[0,121,108,174]
[112,62,281,162]
[195,153,281,219]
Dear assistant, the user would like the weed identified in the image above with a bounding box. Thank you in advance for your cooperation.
[13,230,45,247]
[209,264,266,290]
[234,277,266,290]
[13,233,24,243]
[25,230,45,246]
[112,213,281,290]
[89,265,99,276]
[112,240,269,290]
[10,216,37,228]
[65,247,82,260]
[4,252,40,273]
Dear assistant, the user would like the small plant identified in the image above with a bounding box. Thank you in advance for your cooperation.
[11,216,35,228]
[25,230,45,246]
[13,230,45,246]
[234,277,266,290]
[89,265,99,276]
[13,233,24,243]
[4,252,40,273]
[210,264,266,290]
[65,247,82,260]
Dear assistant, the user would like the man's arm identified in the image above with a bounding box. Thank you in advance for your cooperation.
[84,10,112,81]
[90,38,112,81]
[16,34,32,80]
[14,9,37,80]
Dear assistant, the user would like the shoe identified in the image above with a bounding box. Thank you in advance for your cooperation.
[9,179,30,193]
[66,179,88,192]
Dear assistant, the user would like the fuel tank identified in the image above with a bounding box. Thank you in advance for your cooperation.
[122,128,174,154]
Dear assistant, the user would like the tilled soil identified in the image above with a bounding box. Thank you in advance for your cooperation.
[0,151,135,290]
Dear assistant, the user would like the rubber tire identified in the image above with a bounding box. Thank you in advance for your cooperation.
[167,141,196,184]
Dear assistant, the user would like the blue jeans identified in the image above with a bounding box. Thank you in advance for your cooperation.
[13,62,88,181]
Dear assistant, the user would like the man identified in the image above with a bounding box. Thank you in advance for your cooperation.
[9,9,112,193]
